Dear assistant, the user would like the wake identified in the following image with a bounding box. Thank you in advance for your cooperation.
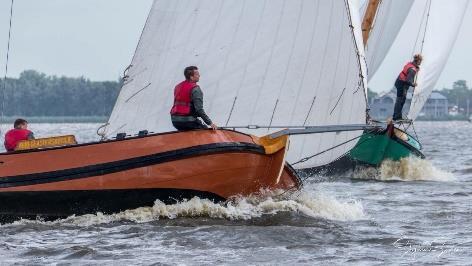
[8,190,366,226]
[353,157,454,182]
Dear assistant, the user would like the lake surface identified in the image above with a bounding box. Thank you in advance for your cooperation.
[0,122,470,265]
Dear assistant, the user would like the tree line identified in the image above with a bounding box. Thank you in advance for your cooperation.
[440,80,471,115]
[0,70,121,117]
[1,70,471,119]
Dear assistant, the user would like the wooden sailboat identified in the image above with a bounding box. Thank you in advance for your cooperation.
[0,0,372,221]
[0,129,300,222]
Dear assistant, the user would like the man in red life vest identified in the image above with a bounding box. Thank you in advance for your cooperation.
[170,66,217,131]
[4,118,35,152]
[392,54,423,120]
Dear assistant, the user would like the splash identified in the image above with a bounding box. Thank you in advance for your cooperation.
[9,191,365,226]
[353,157,455,182]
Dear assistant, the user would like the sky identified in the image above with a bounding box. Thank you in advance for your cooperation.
[0,0,153,81]
[0,0,471,92]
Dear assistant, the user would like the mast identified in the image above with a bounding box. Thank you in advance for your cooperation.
[362,0,381,45]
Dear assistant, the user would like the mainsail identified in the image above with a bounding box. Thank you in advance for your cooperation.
[105,0,368,169]
[362,0,414,80]
[408,0,468,120]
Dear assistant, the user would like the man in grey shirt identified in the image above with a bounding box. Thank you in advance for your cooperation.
[170,66,217,131]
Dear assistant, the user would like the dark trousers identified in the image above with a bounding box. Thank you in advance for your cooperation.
[172,120,208,131]
[393,80,409,120]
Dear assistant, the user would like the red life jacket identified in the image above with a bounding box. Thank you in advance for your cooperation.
[398,62,418,82]
[4,128,32,151]
[170,80,198,116]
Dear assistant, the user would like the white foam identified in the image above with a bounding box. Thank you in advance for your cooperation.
[354,157,455,182]
[8,190,366,226]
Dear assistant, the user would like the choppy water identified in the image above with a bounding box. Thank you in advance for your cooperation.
[0,122,471,265]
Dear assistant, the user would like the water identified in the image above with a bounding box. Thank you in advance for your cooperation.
[0,122,471,265]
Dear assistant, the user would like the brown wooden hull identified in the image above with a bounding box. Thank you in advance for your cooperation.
[0,130,301,221]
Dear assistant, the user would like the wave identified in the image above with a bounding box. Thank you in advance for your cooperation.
[9,190,366,226]
[353,157,455,182]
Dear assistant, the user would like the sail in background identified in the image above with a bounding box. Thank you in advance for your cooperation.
[362,0,414,80]
[105,0,368,169]
[408,0,468,120]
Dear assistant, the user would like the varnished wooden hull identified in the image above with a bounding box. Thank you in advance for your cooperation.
[0,130,301,221]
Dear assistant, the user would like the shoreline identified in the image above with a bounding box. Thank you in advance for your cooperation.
[0,116,469,124]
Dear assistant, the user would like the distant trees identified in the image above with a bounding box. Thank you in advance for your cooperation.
[441,80,472,116]
[1,71,471,119]
[0,70,121,117]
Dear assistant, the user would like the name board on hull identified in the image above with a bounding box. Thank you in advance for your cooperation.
[16,135,77,151]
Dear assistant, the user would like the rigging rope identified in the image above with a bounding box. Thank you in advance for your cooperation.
[292,133,363,166]
[411,122,420,144]
[291,127,380,166]
[407,0,431,136]
[419,0,432,54]
[412,0,431,56]
[1,0,15,134]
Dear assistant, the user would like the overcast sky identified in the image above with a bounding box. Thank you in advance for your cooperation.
[0,0,153,82]
[0,0,470,92]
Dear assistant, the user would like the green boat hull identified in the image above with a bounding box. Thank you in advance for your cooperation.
[348,127,424,166]
[298,126,424,175]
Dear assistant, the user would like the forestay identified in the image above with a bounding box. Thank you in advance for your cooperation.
[105,0,368,169]
[362,0,414,80]
[408,0,468,120]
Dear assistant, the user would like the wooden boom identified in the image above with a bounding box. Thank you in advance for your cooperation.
[362,0,381,45]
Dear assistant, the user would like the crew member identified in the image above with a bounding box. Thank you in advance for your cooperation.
[4,118,35,151]
[392,54,422,120]
[170,66,217,131]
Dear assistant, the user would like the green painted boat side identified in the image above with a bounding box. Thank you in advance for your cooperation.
[349,128,424,166]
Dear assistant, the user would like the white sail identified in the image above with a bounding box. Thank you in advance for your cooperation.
[408,0,468,120]
[106,0,368,169]
[362,0,414,80]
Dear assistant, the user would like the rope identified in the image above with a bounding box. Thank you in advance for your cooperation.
[274,129,385,201]
[411,122,420,144]
[412,0,431,56]
[96,122,110,141]
[392,120,421,148]
[302,96,316,126]
[292,133,363,166]
[291,127,380,166]
[225,97,237,127]
[267,99,279,131]
[343,0,367,109]
[412,2,427,56]
[408,1,431,123]
[419,0,432,54]
[330,88,346,115]
[1,0,15,133]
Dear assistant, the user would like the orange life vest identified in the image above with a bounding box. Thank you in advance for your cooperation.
[398,62,418,82]
[4,128,32,151]
[170,80,198,116]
